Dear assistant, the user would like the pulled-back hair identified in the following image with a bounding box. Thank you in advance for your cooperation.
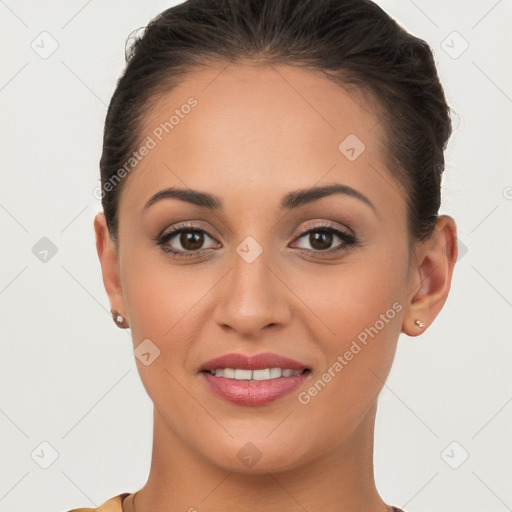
[99,0,452,246]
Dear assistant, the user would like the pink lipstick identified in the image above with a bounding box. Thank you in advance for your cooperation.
[199,352,311,406]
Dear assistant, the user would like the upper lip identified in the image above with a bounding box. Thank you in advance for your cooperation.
[199,352,310,372]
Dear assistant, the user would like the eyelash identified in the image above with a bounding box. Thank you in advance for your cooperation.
[154,221,359,259]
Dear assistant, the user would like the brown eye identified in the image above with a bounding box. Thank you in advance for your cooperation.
[179,231,205,251]
[308,230,333,250]
[156,225,219,258]
[292,224,357,254]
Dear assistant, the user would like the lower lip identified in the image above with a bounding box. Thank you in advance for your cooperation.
[201,371,311,406]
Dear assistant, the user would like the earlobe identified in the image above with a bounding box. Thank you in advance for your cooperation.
[402,215,458,337]
[93,213,128,322]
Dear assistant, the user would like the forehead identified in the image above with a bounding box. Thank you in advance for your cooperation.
[119,62,401,218]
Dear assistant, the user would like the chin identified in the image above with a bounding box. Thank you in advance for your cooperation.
[198,434,312,475]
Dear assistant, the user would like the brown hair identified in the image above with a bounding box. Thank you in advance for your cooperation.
[99,0,452,246]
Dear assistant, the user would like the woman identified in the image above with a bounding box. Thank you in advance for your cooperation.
[73,0,458,510]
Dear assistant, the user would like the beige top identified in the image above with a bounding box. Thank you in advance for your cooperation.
[66,493,130,511]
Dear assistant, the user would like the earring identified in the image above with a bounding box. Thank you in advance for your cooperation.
[415,319,425,328]
[111,309,128,329]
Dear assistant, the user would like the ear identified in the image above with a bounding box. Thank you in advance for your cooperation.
[94,212,127,319]
[402,215,458,336]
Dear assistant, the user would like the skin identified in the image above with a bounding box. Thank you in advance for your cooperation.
[94,62,457,512]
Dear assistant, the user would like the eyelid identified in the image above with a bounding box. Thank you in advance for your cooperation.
[295,219,354,238]
[156,219,358,257]
[290,221,357,251]
[158,220,351,242]
[159,220,220,240]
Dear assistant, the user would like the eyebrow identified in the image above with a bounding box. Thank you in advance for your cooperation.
[143,183,377,215]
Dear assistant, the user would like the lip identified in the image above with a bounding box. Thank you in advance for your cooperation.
[199,352,309,372]
[199,352,311,406]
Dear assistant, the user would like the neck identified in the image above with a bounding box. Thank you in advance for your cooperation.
[131,401,388,512]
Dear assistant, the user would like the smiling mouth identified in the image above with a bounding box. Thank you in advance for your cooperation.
[203,368,311,380]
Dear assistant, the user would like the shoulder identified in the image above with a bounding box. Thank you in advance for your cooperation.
[65,493,130,512]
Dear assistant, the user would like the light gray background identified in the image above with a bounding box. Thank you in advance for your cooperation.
[1,1,511,511]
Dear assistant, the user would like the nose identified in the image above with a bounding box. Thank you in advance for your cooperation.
[213,243,292,339]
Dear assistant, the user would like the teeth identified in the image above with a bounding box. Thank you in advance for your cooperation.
[223,368,235,378]
[211,368,303,380]
[234,369,252,380]
[252,369,270,381]
[269,367,282,378]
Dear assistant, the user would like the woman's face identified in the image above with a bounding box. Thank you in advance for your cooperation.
[107,63,417,472]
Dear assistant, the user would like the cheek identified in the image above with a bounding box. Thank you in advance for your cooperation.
[294,243,406,342]
[291,250,405,431]
[121,246,208,337]
[120,252,223,391]
[119,260,212,423]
